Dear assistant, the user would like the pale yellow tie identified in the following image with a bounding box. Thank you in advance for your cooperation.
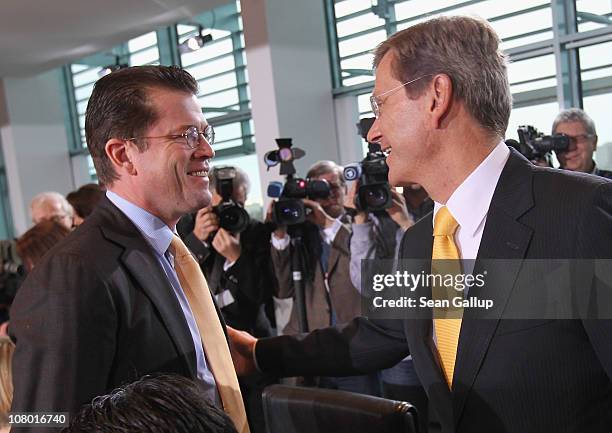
[432,206,463,388]
[170,235,250,433]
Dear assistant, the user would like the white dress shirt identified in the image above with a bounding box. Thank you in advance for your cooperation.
[433,141,510,266]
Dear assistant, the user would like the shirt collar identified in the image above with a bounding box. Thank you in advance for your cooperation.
[433,141,510,236]
[106,190,175,256]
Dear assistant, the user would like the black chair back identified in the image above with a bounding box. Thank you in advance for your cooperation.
[262,385,418,433]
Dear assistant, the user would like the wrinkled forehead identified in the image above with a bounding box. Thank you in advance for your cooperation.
[554,120,589,134]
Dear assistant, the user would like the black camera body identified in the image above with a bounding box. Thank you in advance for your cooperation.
[344,117,392,213]
[0,239,25,323]
[265,138,330,225]
[512,125,570,161]
[212,166,250,233]
[272,178,330,225]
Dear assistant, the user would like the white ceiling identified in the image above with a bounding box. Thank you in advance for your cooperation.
[0,0,227,77]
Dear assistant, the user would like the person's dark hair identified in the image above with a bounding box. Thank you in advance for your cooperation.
[16,220,71,270]
[85,65,199,186]
[66,183,105,219]
[62,374,238,433]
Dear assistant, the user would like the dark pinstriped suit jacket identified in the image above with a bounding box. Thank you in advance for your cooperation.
[256,149,612,433]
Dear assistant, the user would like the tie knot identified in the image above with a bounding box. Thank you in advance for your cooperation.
[170,235,192,261]
[434,206,459,236]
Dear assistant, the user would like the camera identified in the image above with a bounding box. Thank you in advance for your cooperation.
[212,166,250,233]
[265,138,330,225]
[0,240,25,323]
[344,117,392,213]
[508,125,570,162]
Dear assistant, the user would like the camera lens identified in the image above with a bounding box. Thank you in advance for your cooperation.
[365,188,388,207]
[306,179,331,200]
[358,184,392,212]
[216,203,250,233]
[274,199,305,225]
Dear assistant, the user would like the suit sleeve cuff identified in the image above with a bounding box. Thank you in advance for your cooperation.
[253,340,262,373]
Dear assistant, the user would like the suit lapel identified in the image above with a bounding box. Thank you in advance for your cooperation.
[97,198,198,377]
[452,150,535,425]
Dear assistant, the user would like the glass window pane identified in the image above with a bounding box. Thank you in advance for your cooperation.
[71,64,89,74]
[67,1,252,162]
[128,32,158,52]
[507,55,556,93]
[72,67,103,87]
[337,12,384,38]
[583,92,612,170]
[338,29,386,58]
[576,0,612,33]
[506,101,559,140]
[335,0,371,19]
[188,56,237,80]
[214,122,243,141]
[76,100,88,116]
[181,39,234,67]
[213,137,244,151]
[579,41,612,81]
[199,88,239,110]
[342,76,374,87]
[130,47,159,66]
[340,53,375,73]
[74,83,95,104]
[199,72,238,95]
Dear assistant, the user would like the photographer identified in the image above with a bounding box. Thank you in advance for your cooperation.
[552,108,612,179]
[177,166,275,337]
[271,160,355,334]
[270,160,380,396]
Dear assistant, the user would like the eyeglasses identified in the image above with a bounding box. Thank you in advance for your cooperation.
[370,74,433,118]
[563,133,596,146]
[125,125,215,149]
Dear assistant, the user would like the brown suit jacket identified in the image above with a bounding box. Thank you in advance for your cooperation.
[271,223,361,334]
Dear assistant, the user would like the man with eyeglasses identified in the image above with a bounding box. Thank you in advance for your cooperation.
[229,16,612,433]
[552,108,612,179]
[10,66,251,433]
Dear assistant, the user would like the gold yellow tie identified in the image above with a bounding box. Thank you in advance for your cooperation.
[432,206,463,388]
[170,235,250,433]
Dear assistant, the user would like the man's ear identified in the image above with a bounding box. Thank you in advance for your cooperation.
[105,138,137,176]
[429,74,453,128]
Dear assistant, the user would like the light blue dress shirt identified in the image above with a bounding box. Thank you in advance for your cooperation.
[106,191,219,405]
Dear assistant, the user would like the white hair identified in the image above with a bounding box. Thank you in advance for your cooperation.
[30,191,74,219]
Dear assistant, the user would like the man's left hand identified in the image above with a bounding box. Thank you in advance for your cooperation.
[227,326,257,376]
[303,199,335,229]
[212,228,241,262]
